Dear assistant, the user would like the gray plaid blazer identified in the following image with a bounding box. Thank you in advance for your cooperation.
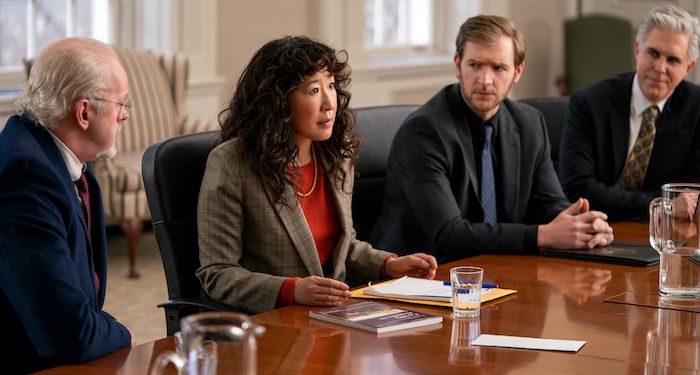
[196,139,392,314]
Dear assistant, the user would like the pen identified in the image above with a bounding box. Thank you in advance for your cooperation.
[443,281,498,288]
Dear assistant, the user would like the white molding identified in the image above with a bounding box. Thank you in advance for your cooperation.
[186,77,226,122]
[170,0,224,117]
[350,57,455,107]
[309,0,475,107]
[172,0,219,82]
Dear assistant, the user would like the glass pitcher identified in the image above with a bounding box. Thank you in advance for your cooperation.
[649,183,700,298]
[150,311,265,375]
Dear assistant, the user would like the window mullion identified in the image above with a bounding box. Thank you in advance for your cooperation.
[27,0,36,58]
[66,0,74,36]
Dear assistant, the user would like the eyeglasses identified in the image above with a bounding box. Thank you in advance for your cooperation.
[93,97,134,117]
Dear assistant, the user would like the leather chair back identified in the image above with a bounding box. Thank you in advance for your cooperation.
[352,105,419,241]
[519,97,569,175]
[142,131,233,335]
[565,15,633,94]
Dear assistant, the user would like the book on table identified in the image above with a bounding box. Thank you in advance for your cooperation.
[309,301,443,334]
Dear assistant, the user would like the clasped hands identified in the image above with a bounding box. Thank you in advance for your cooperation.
[538,198,614,250]
[294,253,437,307]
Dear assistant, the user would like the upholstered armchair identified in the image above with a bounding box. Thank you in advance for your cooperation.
[95,48,218,277]
[26,47,218,278]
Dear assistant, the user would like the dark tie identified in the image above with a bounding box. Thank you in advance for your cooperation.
[75,171,100,294]
[75,172,91,235]
[481,123,497,224]
[617,105,659,191]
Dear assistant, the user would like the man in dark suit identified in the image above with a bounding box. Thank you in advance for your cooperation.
[371,15,614,263]
[560,5,700,222]
[0,38,134,373]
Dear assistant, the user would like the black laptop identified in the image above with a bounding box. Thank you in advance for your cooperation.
[542,241,660,266]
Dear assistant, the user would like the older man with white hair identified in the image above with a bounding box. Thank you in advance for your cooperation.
[0,37,134,373]
[560,4,700,221]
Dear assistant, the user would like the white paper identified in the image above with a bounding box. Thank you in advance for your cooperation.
[369,276,451,297]
[471,334,586,352]
[365,276,492,302]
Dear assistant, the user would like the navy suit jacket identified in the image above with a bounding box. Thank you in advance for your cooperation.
[0,115,130,373]
[560,73,700,221]
[370,84,569,263]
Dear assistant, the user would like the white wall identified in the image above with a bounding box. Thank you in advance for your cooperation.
[4,0,699,128]
[216,1,311,109]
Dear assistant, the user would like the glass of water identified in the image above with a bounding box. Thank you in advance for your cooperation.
[450,266,484,318]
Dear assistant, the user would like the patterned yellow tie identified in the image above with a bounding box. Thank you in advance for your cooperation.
[617,105,659,191]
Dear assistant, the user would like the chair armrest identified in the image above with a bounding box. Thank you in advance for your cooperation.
[157,298,237,312]
[158,298,240,336]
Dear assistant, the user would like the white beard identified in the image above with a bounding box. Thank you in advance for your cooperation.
[97,124,120,159]
[97,144,117,159]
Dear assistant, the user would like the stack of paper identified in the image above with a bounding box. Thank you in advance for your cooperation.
[365,276,461,302]
[352,276,516,307]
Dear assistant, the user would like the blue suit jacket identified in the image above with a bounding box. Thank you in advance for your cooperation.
[0,115,130,373]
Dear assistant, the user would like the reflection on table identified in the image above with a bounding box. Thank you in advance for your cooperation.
[36,222,699,375]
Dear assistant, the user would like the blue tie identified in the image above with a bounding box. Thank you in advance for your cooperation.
[481,123,497,224]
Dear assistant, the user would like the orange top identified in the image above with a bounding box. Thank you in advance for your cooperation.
[277,158,340,307]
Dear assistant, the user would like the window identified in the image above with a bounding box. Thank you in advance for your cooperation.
[317,0,478,67]
[364,0,432,50]
[0,0,112,71]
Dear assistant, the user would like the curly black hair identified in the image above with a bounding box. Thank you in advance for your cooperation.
[218,35,360,205]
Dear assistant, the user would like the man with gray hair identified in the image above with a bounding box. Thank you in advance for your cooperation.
[560,4,700,221]
[0,38,134,373]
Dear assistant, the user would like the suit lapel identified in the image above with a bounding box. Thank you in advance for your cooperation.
[32,121,99,303]
[86,166,106,303]
[447,85,480,198]
[323,158,351,278]
[611,74,634,174]
[495,106,521,220]
[262,174,323,276]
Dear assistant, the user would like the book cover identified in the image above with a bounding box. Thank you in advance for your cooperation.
[542,241,659,266]
[309,301,443,334]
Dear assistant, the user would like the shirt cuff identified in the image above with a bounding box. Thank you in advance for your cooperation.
[379,254,399,279]
[276,277,301,308]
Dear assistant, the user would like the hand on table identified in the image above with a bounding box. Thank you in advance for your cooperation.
[294,276,351,307]
[538,198,614,250]
[384,253,438,279]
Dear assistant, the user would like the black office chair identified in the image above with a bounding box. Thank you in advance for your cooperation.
[519,97,569,175]
[142,130,236,336]
[352,105,418,241]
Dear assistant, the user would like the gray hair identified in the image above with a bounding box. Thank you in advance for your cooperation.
[16,37,115,128]
[637,4,700,61]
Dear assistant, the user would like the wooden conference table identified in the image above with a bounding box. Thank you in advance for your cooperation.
[38,222,700,374]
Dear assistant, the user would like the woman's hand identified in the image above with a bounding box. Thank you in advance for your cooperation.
[294,276,351,306]
[384,253,438,279]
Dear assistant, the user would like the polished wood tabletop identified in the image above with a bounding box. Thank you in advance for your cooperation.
[37,222,700,374]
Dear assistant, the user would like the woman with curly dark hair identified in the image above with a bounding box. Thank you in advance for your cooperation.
[196,36,437,313]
